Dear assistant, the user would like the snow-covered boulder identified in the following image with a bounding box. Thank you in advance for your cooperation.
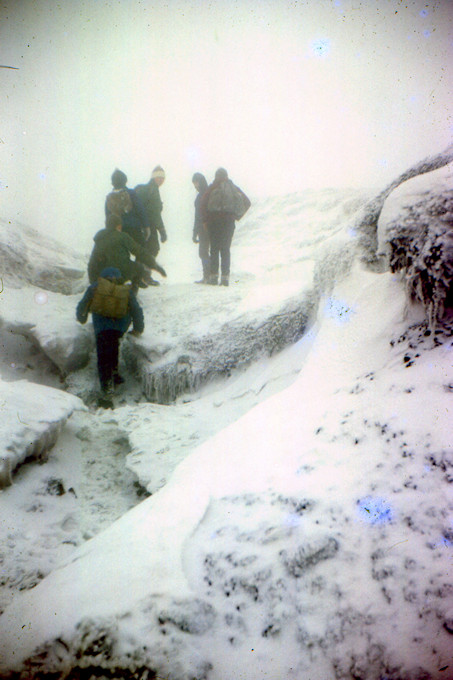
[0,378,85,488]
[0,286,93,375]
[0,217,87,294]
[377,163,453,327]
[355,143,453,263]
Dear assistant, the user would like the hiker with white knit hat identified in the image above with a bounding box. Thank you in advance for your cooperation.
[135,166,168,285]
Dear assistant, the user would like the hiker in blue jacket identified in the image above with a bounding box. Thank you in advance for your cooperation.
[76,267,144,408]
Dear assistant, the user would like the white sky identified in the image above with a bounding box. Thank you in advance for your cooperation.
[1,0,452,251]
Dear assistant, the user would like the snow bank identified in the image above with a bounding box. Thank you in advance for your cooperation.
[0,378,85,488]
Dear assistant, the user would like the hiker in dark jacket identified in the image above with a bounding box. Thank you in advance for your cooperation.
[201,168,250,286]
[88,214,166,289]
[135,166,168,285]
[192,172,210,283]
[105,169,149,247]
[76,267,144,408]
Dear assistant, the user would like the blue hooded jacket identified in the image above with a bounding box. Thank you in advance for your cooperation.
[76,267,144,336]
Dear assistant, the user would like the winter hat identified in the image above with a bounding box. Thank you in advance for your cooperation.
[152,166,166,180]
[111,169,127,189]
[100,267,122,281]
[214,167,228,181]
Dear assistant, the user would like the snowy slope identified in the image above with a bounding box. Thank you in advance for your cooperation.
[0,149,452,680]
[0,264,451,680]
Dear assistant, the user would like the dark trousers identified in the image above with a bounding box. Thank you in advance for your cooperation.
[208,216,235,277]
[122,217,145,247]
[145,228,160,258]
[198,226,211,278]
[96,330,122,391]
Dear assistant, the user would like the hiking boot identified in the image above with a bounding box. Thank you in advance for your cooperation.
[195,278,209,284]
[98,379,114,406]
[97,395,114,409]
[220,275,229,286]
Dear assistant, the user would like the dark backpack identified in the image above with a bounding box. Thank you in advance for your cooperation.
[207,180,249,220]
[106,189,133,217]
[89,278,131,318]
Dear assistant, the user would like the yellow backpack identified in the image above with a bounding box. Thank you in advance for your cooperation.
[90,278,131,318]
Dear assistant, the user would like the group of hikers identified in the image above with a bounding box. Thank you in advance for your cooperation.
[76,165,250,408]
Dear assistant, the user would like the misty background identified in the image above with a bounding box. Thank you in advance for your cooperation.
[1,0,452,254]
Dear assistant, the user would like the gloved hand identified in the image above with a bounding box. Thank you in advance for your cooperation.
[160,229,168,243]
[154,263,167,278]
[128,329,142,337]
[76,306,88,324]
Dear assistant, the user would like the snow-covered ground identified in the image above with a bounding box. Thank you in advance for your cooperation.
[0,152,452,680]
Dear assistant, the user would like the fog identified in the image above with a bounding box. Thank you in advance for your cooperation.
[1,0,452,253]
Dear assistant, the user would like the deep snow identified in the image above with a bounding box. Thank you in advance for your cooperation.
[0,154,452,680]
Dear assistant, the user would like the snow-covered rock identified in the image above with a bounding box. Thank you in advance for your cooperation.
[377,163,453,327]
[355,143,453,263]
[0,378,85,488]
[0,217,87,295]
[0,286,93,375]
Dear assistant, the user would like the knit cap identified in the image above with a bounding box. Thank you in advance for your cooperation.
[152,166,166,180]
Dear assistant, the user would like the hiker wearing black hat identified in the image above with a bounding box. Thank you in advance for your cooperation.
[105,168,149,247]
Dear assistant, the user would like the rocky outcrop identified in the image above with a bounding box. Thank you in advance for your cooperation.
[354,143,453,263]
[377,164,453,327]
[139,294,316,404]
